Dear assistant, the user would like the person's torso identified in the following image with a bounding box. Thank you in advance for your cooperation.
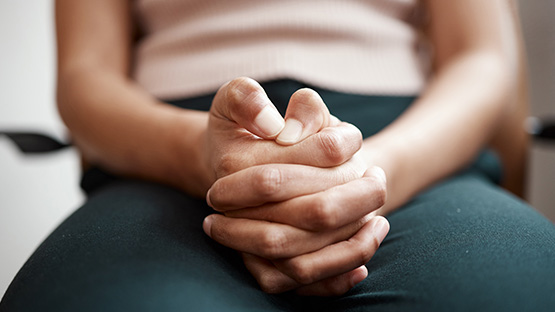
[132,0,428,99]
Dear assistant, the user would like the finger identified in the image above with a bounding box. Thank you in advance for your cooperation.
[211,77,284,139]
[273,216,389,285]
[203,213,371,259]
[276,88,330,145]
[329,114,341,127]
[278,122,363,167]
[295,266,368,296]
[242,253,299,294]
[242,253,367,296]
[213,122,363,177]
[207,154,367,211]
[226,167,387,231]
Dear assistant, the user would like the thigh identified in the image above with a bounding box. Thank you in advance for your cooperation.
[0,179,294,312]
[312,170,555,312]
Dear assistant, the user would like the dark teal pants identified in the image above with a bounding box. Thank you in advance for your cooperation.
[2,80,554,311]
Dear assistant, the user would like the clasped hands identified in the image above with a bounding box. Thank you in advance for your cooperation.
[200,78,389,296]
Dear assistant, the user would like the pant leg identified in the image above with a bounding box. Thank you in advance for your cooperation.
[0,178,296,312]
[309,81,555,310]
[302,167,555,312]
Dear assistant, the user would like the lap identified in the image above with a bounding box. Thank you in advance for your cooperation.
[0,179,294,311]
[2,168,554,312]
[320,168,555,312]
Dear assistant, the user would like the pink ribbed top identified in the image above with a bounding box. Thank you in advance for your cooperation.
[132,0,428,99]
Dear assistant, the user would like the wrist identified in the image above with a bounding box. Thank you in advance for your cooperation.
[361,135,406,214]
[361,136,401,180]
[167,108,212,197]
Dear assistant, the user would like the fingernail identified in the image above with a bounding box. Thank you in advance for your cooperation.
[276,119,303,145]
[203,216,213,238]
[370,166,387,184]
[350,266,368,287]
[373,217,390,244]
[254,106,285,138]
[206,188,213,208]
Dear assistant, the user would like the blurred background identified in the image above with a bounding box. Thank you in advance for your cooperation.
[1,0,554,298]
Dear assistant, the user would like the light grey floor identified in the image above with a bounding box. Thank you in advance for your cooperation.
[1,0,553,299]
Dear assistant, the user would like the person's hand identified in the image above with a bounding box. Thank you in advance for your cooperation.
[241,215,388,296]
[205,166,389,295]
[202,79,390,295]
[199,77,363,187]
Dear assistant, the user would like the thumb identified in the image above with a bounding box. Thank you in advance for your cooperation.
[211,77,284,139]
[276,88,332,145]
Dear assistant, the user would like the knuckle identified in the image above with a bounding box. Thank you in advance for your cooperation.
[354,216,370,231]
[375,184,387,208]
[224,81,244,110]
[317,131,348,165]
[336,159,365,184]
[258,271,284,294]
[216,152,252,177]
[224,77,258,108]
[351,153,368,177]
[324,279,350,296]
[210,222,230,244]
[355,240,376,265]
[307,196,337,230]
[258,228,288,259]
[290,88,319,105]
[289,88,327,129]
[344,123,364,148]
[253,166,283,197]
[216,153,239,177]
[368,176,387,208]
[287,258,316,285]
[208,180,225,208]
[372,234,382,250]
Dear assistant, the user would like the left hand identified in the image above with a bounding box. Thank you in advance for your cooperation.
[241,214,388,296]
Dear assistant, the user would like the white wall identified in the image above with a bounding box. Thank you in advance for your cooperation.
[0,0,554,299]
[0,0,84,297]
[518,0,555,221]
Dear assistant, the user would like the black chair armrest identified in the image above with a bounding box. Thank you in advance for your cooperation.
[526,117,555,141]
[0,131,71,153]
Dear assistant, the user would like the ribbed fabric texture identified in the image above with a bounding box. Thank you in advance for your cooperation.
[132,0,428,99]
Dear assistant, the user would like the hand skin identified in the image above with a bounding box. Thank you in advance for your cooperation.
[199,78,365,184]
[204,83,390,296]
[200,82,388,299]
[206,169,389,295]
